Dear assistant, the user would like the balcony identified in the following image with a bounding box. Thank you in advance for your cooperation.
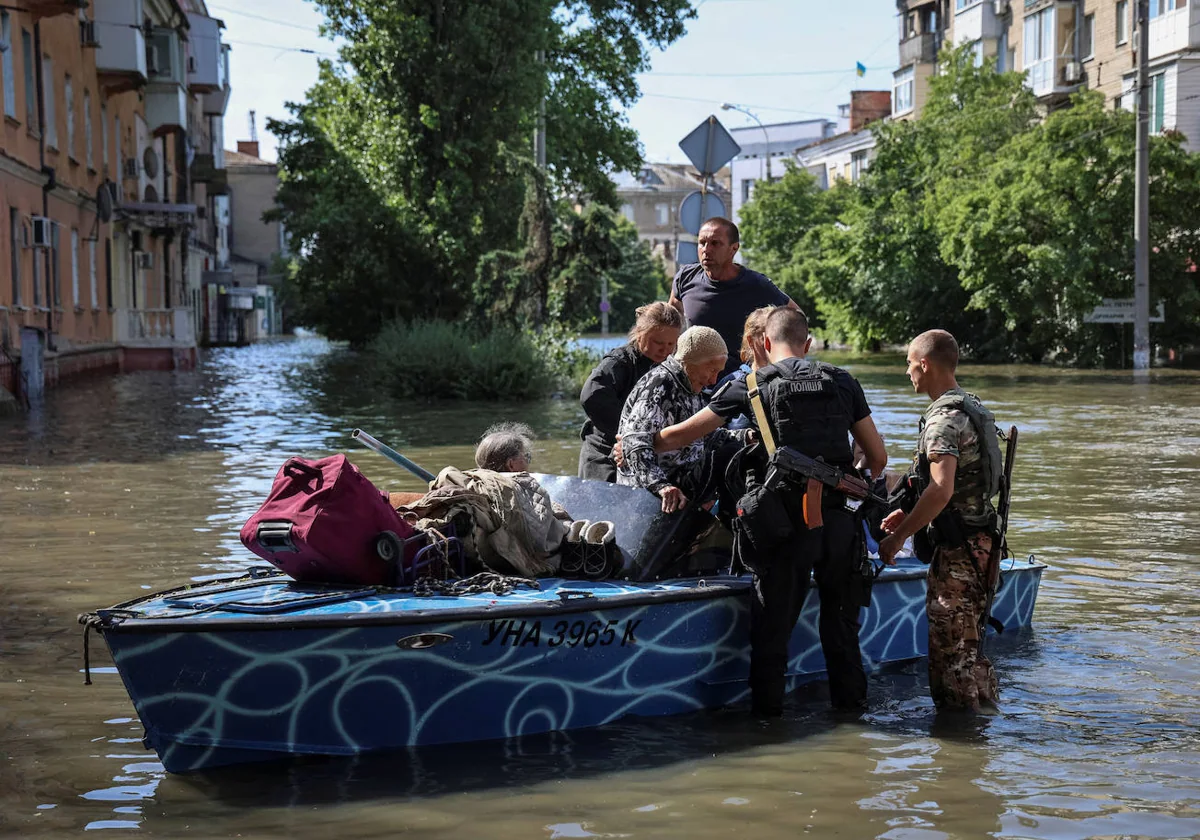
[1023,1,1078,98]
[203,44,231,116]
[954,0,1004,42]
[1149,5,1200,60]
[146,27,187,134]
[186,14,223,92]
[899,31,938,66]
[190,155,229,194]
[93,0,147,88]
[23,0,87,21]
[115,307,195,348]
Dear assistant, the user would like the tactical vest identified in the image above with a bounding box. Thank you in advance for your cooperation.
[758,361,853,468]
[916,390,1002,516]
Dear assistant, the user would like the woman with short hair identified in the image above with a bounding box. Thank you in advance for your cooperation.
[577,302,683,482]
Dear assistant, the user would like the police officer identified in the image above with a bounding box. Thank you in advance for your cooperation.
[707,308,888,716]
[878,329,1003,712]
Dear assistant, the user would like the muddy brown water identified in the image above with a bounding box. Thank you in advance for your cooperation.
[2,337,1199,838]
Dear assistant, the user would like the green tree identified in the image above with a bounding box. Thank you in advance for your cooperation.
[269,0,694,342]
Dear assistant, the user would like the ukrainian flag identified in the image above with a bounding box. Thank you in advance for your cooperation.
[855,62,867,77]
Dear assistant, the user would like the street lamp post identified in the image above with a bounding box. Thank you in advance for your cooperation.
[722,102,771,182]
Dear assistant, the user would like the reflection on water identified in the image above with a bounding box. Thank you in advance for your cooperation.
[2,337,1199,838]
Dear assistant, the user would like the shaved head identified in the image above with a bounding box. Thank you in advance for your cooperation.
[909,329,959,371]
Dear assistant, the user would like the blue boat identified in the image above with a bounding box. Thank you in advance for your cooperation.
[82,475,1045,774]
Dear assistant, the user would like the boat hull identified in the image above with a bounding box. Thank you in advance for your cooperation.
[94,558,1044,773]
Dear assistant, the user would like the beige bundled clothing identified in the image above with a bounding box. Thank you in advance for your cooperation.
[395,467,570,578]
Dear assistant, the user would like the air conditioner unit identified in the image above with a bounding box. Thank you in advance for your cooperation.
[79,20,99,48]
[123,157,139,180]
[1064,61,1083,84]
[994,0,1009,15]
[137,252,155,270]
[31,216,53,248]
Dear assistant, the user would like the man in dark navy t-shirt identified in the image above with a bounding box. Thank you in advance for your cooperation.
[669,217,797,376]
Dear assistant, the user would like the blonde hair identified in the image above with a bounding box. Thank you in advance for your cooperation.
[628,301,683,343]
[740,306,776,363]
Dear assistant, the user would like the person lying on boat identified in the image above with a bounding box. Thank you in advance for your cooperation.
[615,325,745,514]
[397,423,570,578]
[578,302,683,482]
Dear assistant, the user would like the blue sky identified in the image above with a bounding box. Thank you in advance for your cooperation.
[214,0,900,163]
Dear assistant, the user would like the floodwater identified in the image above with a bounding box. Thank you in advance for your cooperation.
[2,336,1199,839]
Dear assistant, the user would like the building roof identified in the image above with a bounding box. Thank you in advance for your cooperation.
[224,149,275,168]
[795,127,876,160]
[613,163,728,195]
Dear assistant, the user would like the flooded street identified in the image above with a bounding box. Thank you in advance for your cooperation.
[2,337,1199,839]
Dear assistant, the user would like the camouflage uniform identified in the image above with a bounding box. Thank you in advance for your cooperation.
[919,389,999,711]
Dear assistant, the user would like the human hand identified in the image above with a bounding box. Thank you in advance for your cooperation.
[877,534,902,566]
[881,509,906,534]
[658,485,687,513]
[612,436,625,469]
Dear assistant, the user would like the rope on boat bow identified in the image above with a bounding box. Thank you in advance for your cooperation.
[412,572,540,598]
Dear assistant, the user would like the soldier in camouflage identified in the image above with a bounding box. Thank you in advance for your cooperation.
[877,329,1001,712]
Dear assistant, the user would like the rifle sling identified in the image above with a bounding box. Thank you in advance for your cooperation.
[746,372,777,456]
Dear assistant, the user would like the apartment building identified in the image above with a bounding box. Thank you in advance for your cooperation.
[729,119,838,223]
[893,0,1200,149]
[0,0,230,404]
[794,91,893,189]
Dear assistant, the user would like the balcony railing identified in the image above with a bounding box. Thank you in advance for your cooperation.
[115,307,195,347]
[899,32,938,66]
[1149,5,1199,59]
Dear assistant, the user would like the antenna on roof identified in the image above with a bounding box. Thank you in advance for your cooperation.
[249,110,258,143]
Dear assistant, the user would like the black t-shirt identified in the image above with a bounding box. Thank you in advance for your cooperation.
[708,357,871,429]
[673,263,790,376]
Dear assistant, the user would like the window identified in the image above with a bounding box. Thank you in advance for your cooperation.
[620,203,634,222]
[64,75,75,159]
[741,178,755,204]
[1082,14,1095,59]
[1,12,14,120]
[1117,0,1130,44]
[1024,7,1056,92]
[84,90,93,169]
[8,208,19,306]
[21,30,33,127]
[850,150,869,183]
[50,222,60,307]
[42,55,55,148]
[1151,72,1166,132]
[100,103,108,174]
[114,116,121,174]
[654,203,669,226]
[1150,0,1186,19]
[89,239,97,308]
[32,237,41,307]
[956,0,980,9]
[893,65,915,114]
[969,39,984,67]
[70,228,79,306]
[998,32,1009,72]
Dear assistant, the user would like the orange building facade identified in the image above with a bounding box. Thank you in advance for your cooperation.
[0,0,230,404]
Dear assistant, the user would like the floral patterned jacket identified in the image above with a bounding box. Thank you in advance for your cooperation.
[615,355,736,494]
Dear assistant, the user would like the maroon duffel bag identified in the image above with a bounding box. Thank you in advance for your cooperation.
[240,455,416,585]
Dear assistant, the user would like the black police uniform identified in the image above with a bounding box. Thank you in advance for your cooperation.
[709,357,873,715]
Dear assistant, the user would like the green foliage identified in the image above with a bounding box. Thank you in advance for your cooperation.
[738,44,1200,365]
[368,320,558,401]
[269,0,695,345]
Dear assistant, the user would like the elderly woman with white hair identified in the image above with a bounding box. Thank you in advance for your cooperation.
[616,326,743,513]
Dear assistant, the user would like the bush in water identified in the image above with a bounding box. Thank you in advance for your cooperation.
[368,320,594,401]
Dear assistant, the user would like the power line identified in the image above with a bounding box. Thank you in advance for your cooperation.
[638,91,840,119]
[223,38,337,57]
[207,4,326,33]
[643,66,891,78]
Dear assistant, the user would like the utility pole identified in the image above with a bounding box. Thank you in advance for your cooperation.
[1133,0,1151,373]
[534,51,547,170]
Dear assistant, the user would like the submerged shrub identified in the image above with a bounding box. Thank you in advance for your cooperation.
[368,320,591,401]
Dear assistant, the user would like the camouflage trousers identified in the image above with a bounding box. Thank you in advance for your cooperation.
[926,531,999,711]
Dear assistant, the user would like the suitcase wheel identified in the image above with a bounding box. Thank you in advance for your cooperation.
[376,530,405,565]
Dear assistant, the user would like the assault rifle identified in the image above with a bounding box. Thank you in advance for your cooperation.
[763,445,890,528]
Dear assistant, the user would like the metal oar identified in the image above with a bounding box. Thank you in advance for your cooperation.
[351,429,437,483]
